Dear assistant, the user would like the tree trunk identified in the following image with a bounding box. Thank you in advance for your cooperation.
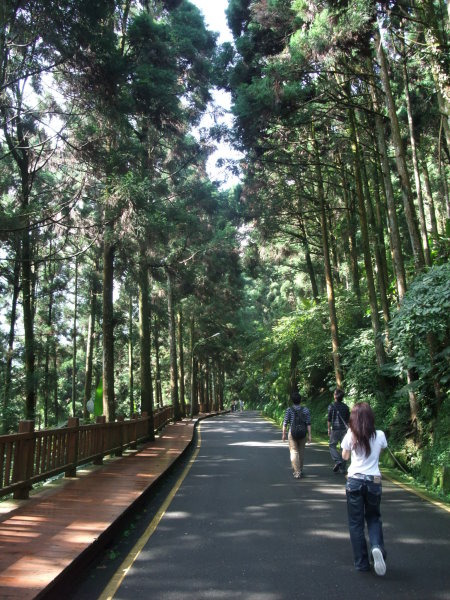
[367,66,407,300]
[340,159,361,303]
[312,125,343,386]
[289,341,300,394]
[71,257,78,417]
[347,101,386,367]
[138,255,154,435]
[370,42,421,418]
[414,0,450,151]
[205,361,211,412]
[436,91,450,161]
[43,253,55,427]
[166,268,180,420]
[219,363,225,411]
[83,265,99,420]
[440,161,450,219]
[441,159,450,220]
[298,212,319,301]
[53,343,59,424]
[212,362,219,412]
[327,203,341,285]
[374,27,425,273]
[154,316,163,408]
[128,294,134,417]
[407,341,420,426]
[102,230,115,422]
[371,158,391,304]
[198,361,205,412]
[22,223,36,421]
[20,155,36,422]
[177,308,186,417]
[2,82,36,422]
[421,154,439,238]
[401,30,432,266]
[359,134,390,327]
[2,240,21,433]
[190,316,198,417]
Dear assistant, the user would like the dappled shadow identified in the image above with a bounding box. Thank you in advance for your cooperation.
[0,419,198,599]
[115,411,450,600]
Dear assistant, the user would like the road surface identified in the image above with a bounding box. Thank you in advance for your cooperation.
[73,411,450,600]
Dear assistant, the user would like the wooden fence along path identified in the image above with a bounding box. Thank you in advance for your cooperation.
[0,407,173,501]
[0,410,216,600]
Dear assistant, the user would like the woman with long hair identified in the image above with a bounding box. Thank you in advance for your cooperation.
[341,402,388,576]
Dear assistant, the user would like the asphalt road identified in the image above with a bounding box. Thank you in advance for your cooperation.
[74,411,450,600]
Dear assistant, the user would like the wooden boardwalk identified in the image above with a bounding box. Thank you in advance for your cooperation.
[0,414,215,600]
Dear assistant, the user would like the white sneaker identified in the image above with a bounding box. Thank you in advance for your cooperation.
[372,547,386,576]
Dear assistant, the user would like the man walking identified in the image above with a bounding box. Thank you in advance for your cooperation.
[282,391,312,479]
[327,388,350,473]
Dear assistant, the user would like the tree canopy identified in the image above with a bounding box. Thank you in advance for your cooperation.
[0,0,449,494]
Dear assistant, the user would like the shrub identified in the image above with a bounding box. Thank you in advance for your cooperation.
[389,263,450,415]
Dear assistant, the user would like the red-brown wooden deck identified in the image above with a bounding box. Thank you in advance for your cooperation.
[0,415,214,599]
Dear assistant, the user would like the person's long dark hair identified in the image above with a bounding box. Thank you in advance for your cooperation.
[349,402,376,458]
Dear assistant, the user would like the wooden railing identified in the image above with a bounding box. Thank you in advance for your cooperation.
[0,406,174,501]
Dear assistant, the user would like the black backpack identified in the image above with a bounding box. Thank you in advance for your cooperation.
[291,408,307,440]
[330,404,349,430]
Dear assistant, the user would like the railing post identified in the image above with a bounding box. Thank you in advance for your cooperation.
[93,416,106,465]
[130,414,138,450]
[140,411,148,440]
[153,407,160,432]
[65,417,79,477]
[116,415,124,456]
[13,421,35,500]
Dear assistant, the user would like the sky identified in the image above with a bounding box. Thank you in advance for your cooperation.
[27,1,242,190]
[191,0,233,43]
[190,0,242,188]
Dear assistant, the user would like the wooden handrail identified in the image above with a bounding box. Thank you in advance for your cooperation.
[0,405,175,500]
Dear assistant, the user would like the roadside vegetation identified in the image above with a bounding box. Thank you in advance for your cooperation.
[1,1,449,498]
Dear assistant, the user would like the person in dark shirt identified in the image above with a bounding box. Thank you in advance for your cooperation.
[282,391,312,478]
[327,388,350,473]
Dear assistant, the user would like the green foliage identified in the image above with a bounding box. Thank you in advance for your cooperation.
[1,0,449,506]
[95,381,103,417]
[391,263,450,343]
[128,13,180,120]
[291,7,332,58]
[226,0,251,38]
[235,298,332,411]
[291,0,375,62]
[429,219,450,264]
[341,329,386,406]
[389,263,450,393]
[282,304,332,393]
[262,399,288,424]
[225,0,450,498]
[334,291,366,338]
[424,395,450,469]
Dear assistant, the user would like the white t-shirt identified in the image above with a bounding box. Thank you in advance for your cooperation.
[341,429,387,477]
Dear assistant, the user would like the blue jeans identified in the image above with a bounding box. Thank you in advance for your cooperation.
[346,477,386,571]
